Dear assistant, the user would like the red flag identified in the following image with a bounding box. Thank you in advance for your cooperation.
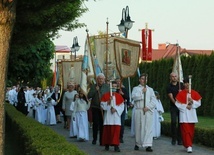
[142,29,152,61]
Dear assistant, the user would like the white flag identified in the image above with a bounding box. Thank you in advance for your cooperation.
[172,45,183,83]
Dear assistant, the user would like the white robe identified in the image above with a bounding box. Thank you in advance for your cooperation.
[34,98,45,124]
[131,84,156,147]
[130,103,136,137]
[26,98,35,118]
[152,99,164,138]
[8,88,17,105]
[25,90,32,107]
[69,112,77,137]
[46,99,57,125]
[69,100,78,137]
[42,108,47,125]
[74,98,90,141]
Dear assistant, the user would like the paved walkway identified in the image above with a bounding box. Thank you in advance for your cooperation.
[49,123,214,155]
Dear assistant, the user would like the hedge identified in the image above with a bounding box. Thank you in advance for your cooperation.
[5,103,86,155]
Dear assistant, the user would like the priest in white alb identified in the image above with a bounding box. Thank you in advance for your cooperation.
[131,73,156,152]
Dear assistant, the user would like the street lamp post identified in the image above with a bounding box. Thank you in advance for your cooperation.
[117,5,134,103]
[117,6,134,38]
[71,36,80,60]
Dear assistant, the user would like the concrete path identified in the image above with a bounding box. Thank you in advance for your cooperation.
[49,123,214,155]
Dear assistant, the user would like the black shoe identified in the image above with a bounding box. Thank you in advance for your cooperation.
[79,138,85,142]
[146,146,153,152]
[92,140,96,145]
[70,136,77,138]
[114,146,120,152]
[171,140,176,145]
[177,141,182,145]
[134,145,139,150]
[120,139,124,143]
[57,121,62,123]
[105,145,109,151]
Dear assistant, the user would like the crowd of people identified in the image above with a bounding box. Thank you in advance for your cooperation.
[5,71,201,153]
[6,85,64,125]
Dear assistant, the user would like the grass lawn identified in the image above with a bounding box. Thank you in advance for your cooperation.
[162,113,214,129]
[127,108,214,129]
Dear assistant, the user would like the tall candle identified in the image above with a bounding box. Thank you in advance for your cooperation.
[110,81,112,96]
[189,75,192,94]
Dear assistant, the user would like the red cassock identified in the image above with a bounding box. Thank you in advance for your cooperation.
[176,89,202,148]
[176,89,202,104]
[101,92,124,146]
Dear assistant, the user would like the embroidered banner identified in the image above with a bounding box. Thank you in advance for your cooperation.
[61,60,82,89]
[94,36,118,80]
[113,36,141,78]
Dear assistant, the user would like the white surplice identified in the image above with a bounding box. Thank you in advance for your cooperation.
[175,94,201,123]
[100,95,124,126]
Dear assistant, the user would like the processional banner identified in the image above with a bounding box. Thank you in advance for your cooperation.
[80,36,95,95]
[93,35,122,80]
[142,29,152,61]
[60,60,82,89]
[93,35,140,79]
[113,36,141,78]
[172,45,184,83]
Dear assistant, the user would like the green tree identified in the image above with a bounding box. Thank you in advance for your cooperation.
[8,38,54,86]
[1,0,88,153]
[14,0,87,45]
[8,0,87,86]
[203,55,214,116]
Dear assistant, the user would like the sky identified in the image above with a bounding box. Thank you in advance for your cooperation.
[52,0,214,55]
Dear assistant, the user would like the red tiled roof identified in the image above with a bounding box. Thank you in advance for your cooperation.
[55,45,71,53]
[152,49,166,60]
[181,49,212,55]
[150,44,213,61]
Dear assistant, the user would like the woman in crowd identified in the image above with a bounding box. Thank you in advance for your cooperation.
[62,83,78,130]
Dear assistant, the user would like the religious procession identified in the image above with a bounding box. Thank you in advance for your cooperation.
[6,20,208,155]
[2,1,214,155]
